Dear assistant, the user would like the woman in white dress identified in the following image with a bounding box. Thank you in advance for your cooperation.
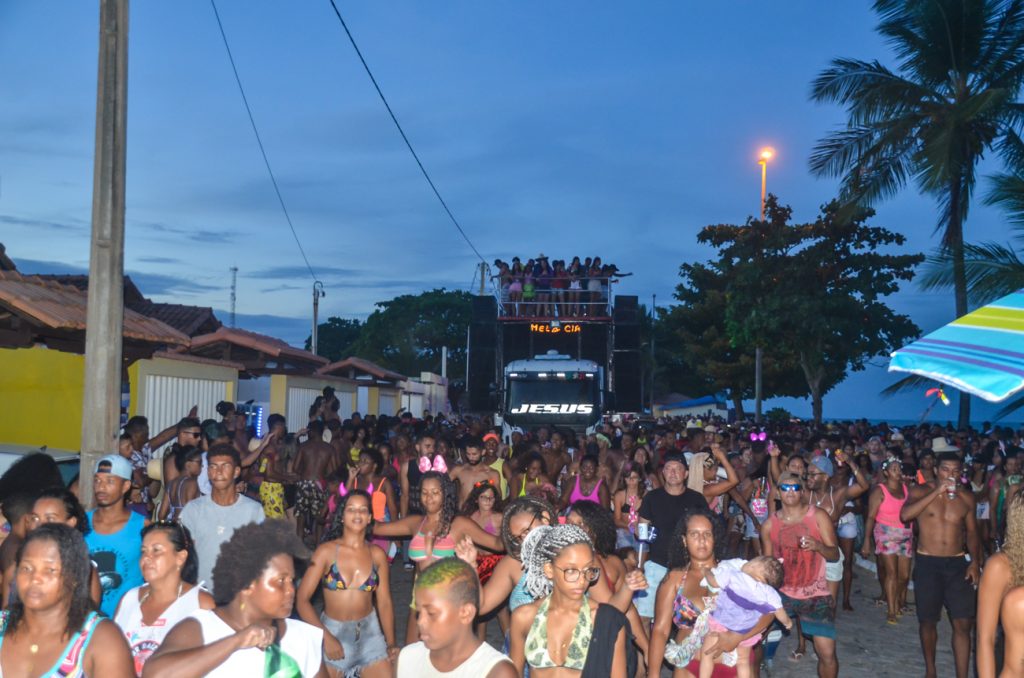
[114,521,215,675]
[142,520,326,678]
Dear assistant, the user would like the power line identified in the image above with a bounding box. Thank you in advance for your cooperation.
[325,0,486,264]
[209,0,319,283]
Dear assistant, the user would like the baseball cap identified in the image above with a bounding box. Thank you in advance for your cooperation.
[483,432,500,443]
[95,454,133,480]
[811,456,834,478]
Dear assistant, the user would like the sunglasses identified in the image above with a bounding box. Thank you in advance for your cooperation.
[779,483,802,492]
[750,432,767,442]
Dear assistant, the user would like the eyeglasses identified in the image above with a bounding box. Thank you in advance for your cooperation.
[552,564,602,583]
[779,484,802,492]
[511,514,539,545]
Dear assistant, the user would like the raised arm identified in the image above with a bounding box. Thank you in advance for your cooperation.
[839,452,871,499]
[371,514,420,539]
[453,516,504,553]
[900,483,942,523]
[703,445,739,498]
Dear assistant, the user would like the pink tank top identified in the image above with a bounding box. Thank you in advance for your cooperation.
[876,483,908,528]
[570,475,602,504]
[769,504,830,599]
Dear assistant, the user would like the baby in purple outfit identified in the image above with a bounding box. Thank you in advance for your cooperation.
[699,556,792,678]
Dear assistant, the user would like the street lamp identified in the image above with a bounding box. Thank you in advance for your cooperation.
[754,147,774,423]
[758,147,774,220]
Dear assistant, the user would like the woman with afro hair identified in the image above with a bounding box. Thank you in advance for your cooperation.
[370,470,504,644]
[143,520,326,678]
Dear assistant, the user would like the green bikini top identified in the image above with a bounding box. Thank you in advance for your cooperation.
[524,595,593,670]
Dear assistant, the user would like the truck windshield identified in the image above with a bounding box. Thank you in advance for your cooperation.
[507,378,598,409]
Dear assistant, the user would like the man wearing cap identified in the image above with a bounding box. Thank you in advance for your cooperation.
[85,454,147,616]
[901,448,980,678]
[804,454,869,609]
[634,450,708,624]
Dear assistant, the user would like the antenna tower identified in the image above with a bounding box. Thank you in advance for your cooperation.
[229,266,238,327]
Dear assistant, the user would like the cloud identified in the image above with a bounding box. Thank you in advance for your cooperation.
[214,310,310,347]
[136,256,182,265]
[0,214,86,232]
[12,258,88,275]
[246,265,356,281]
[133,220,239,244]
[127,271,220,297]
[259,284,306,293]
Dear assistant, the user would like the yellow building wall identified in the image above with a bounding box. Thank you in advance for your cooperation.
[366,386,380,415]
[0,346,84,451]
[270,374,288,416]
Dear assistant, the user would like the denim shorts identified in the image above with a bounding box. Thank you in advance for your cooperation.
[321,610,389,676]
[634,560,668,618]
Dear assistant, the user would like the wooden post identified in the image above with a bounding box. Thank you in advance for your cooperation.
[80,0,129,507]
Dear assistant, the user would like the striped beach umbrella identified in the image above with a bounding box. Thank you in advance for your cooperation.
[888,289,1024,403]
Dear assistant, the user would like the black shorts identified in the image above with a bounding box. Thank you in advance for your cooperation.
[912,553,976,622]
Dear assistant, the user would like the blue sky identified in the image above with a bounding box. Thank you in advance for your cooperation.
[0,2,1017,423]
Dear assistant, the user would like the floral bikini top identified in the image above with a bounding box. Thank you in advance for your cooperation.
[322,546,379,592]
[525,595,593,670]
[673,570,713,629]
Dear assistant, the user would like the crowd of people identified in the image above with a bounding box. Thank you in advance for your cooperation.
[491,255,632,318]
[0,393,1022,677]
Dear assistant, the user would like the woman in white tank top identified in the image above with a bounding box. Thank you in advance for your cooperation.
[112,522,214,675]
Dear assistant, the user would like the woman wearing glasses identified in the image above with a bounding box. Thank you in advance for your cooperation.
[461,480,506,639]
[509,524,632,677]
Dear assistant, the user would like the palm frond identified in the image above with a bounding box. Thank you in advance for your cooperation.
[880,373,939,398]
[995,392,1024,420]
[919,241,1024,304]
[985,172,1024,231]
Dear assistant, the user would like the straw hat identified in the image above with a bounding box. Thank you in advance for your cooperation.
[931,436,959,453]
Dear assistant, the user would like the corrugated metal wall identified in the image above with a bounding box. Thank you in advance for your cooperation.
[379,393,397,416]
[336,391,355,419]
[143,375,231,453]
[286,386,321,433]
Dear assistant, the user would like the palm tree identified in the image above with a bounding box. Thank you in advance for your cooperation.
[809,0,1024,428]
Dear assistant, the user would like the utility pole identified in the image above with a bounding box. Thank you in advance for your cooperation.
[311,281,325,355]
[80,0,129,507]
[650,293,656,412]
[478,262,487,295]
[229,266,238,327]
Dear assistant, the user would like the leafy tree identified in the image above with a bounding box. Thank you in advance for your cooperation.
[348,288,472,386]
[703,197,922,425]
[809,0,1024,427]
[305,317,363,362]
[662,251,805,418]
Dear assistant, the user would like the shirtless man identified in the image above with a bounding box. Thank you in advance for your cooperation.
[539,430,572,486]
[804,453,870,607]
[900,451,980,678]
[293,419,334,543]
[450,437,500,507]
[399,434,436,519]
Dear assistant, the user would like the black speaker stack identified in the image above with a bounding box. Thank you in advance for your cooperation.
[613,295,642,412]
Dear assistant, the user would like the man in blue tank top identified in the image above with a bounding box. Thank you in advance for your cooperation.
[85,454,146,616]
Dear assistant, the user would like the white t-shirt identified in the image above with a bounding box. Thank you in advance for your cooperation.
[113,584,205,675]
[188,609,323,677]
[397,640,511,678]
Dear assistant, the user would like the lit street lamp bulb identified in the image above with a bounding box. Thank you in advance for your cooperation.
[759,148,775,162]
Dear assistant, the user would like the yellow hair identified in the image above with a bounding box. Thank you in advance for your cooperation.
[1005,491,1024,587]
